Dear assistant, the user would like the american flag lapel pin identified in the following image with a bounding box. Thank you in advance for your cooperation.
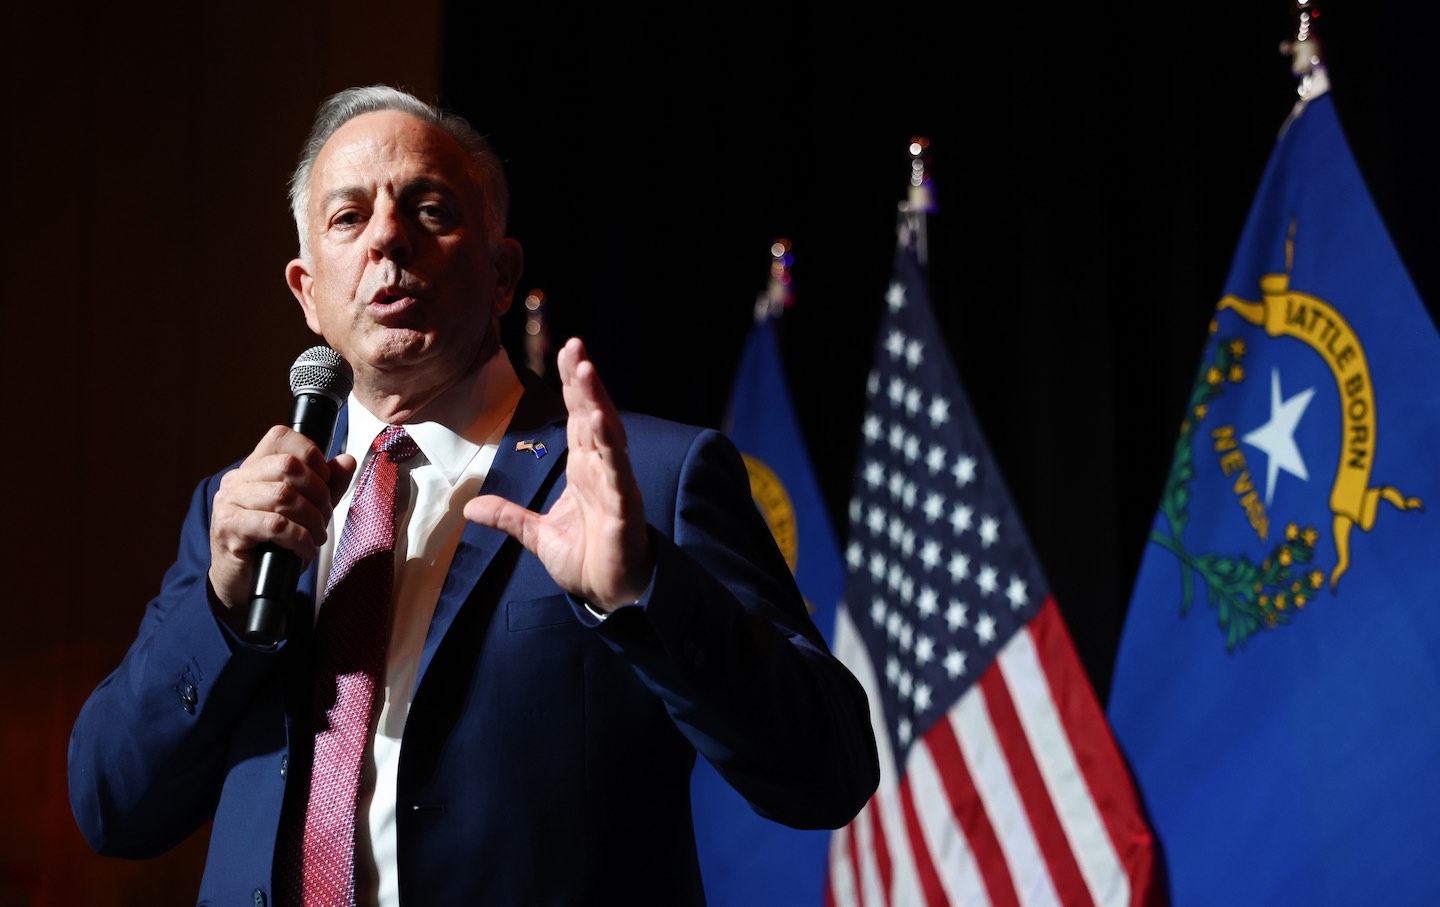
[515,439,547,458]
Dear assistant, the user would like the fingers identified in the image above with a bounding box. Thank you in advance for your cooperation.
[557,337,630,466]
[241,428,343,547]
[474,339,652,608]
[556,338,594,452]
[209,426,350,609]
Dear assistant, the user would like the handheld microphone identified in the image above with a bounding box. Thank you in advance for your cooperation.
[242,346,354,646]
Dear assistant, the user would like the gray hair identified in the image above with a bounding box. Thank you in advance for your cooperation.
[288,85,509,260]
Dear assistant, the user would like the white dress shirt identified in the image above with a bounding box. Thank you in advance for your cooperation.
[311,351,524,907]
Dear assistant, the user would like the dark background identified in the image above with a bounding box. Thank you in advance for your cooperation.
[441,1,1436,701]
[9,0,1436,902]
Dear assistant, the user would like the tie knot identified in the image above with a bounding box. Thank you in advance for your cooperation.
[375,424,421,464]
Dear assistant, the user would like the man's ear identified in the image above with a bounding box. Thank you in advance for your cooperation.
[286,258,322,334]
[491,238,524,317]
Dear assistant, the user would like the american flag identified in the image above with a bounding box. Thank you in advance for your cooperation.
[825,222,1160,907]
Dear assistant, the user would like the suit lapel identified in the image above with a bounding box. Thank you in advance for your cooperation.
[416,371,570,682]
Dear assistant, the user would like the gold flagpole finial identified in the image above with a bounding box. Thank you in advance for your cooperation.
[1277,1,1329,134]
[1280,0,1329,101]
[906,137,936,214]
[754,238,794,324]
[897,137,936,264]
[523,289,551,376]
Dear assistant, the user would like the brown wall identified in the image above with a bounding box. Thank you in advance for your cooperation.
[4,3,440,902]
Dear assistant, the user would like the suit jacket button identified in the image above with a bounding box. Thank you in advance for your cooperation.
[252,888,267,906]
[280,755,289,780]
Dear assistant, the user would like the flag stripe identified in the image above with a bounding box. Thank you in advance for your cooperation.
[834,604,921,907]
[831,607,885,907]
[867,797,894,907]
[907,728,988,907]
[974,673,1073,907]
[829,225,1159,907]
[985,617,1096,907]
[897,769,950,906]
[827,821,855,907]
[1014,602,1138,907]
[950,686,1054,907]
[919,712,1009,907]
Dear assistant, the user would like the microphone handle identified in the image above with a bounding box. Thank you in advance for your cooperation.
[241,392,342,646]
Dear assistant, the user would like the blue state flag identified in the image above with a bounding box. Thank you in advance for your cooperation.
[1107,88,1440,905]
[723,315,846,635]
[690,311,846,905]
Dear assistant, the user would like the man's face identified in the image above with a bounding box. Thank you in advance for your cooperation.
[286,109,518,402]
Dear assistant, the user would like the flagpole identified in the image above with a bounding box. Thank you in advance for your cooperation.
[897,136,936,265]
[753,237,794,324]
[1279,0,1330,132]
[522,288,550,377]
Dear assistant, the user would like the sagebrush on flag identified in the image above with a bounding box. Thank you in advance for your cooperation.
[826,220,1159,906]
[691,310,847,905]
[1108,82,1440,906]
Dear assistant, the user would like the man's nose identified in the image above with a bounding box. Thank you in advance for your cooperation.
[368,204,411,263]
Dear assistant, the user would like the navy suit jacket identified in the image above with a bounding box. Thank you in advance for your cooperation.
[69,368,879,905]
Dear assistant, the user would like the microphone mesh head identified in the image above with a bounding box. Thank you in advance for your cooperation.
[289,345,354,403]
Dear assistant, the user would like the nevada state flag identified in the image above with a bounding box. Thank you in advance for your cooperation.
[1108,88,1440,905]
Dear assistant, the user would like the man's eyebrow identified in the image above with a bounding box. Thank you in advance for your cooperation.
[318,186,369,212]
[316,179,465,214]
[397,177,463,202]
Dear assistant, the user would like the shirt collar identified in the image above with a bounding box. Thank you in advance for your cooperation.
[344,352,524,484]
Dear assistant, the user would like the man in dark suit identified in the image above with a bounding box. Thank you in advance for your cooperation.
[67,85,878,905]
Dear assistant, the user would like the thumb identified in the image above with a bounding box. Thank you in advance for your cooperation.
[327,453,359,504]
[464,494,536,543]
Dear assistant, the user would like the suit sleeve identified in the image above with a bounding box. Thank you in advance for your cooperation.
[67,471,281,858]
[586,426,880,830]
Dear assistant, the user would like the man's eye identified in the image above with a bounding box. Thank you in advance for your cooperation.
[418,204,454,225]
[332,211,364,228]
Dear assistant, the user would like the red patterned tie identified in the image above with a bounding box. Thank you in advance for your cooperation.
[282,424,420,906]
